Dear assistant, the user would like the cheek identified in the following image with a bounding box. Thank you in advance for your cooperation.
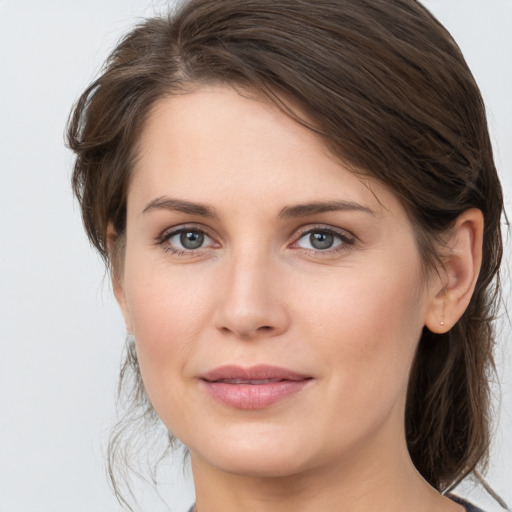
[297,257,426,406]
[122,257,218,404]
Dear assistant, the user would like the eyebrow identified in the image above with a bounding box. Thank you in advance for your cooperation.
[142,197,217,217]
[278,200,376,218]
[142,197,375,219]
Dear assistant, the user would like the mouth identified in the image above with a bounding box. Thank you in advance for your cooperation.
[199,365,313,410]
[212,378,292,384]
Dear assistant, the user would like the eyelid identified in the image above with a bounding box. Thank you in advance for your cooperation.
[156,223,219,252]
[157,223,214,241]
[292,223,355,240]
[289,224,356,252]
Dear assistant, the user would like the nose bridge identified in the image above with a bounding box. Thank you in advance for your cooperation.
[230,248,271,306]
[214,244,288,339]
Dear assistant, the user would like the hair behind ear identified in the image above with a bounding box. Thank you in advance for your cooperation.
[406,209,498,491]
[107,227,126,282]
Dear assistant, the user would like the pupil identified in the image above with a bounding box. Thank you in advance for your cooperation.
[310,232,333,249]
[180,231,204,249]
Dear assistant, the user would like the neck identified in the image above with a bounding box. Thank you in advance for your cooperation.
[190,426,447,512]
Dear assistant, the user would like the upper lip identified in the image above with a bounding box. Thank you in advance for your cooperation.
[200,365,312,383]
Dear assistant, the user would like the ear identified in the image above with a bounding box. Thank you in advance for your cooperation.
[424,209,484,334]
[106,223,133,334]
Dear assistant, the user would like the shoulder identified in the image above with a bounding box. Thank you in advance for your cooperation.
[449,494,487,512]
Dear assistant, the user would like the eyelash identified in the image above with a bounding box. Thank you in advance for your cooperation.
[157,225,217,256]
[156,224,355,256]
[291,225,355,255]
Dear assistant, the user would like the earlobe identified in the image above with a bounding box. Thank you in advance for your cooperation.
[425,209,484,333]
[106,223,132,334]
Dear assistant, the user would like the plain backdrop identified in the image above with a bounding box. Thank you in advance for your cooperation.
[0,1,510,511]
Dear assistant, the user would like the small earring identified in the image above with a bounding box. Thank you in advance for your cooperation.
[439,300,446,327]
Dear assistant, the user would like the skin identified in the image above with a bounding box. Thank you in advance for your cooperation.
[111,85,483,512]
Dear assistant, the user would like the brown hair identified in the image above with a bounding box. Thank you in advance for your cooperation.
[67,0,505,506]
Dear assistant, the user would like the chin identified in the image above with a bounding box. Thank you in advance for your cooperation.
[207,450,312,478]
[187,425,319,478]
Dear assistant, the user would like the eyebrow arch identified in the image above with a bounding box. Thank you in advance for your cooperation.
[279,200,376,218]
[142,196,217,218]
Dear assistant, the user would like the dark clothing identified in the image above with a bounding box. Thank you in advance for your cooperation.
[449,494,486,512]
[188,495,486,511]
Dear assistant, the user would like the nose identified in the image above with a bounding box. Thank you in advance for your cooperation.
[213,251,290,340]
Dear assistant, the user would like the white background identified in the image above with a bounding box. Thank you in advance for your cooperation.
[0,1,510,511]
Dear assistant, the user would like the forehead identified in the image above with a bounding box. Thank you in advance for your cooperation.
[130,85,402,219]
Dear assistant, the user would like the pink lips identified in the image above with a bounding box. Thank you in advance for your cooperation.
[200,365,312,409]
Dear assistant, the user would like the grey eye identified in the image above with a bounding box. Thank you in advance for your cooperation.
[309,232,334,249]
[163,228,215,254]
[179,230,205,249]
[296,230,344,251]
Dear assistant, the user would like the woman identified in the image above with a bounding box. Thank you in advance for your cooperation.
[67,0,506,511]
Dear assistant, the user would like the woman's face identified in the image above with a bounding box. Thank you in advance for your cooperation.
[116,85,440,478]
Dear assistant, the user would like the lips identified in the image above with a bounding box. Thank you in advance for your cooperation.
[200,365,312,409]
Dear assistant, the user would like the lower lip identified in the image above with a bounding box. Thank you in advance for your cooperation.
[201,380,311,409]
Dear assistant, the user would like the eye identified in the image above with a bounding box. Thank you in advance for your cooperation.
[174,230,206,250]
[294,228,353,252]
[160,227,215,253]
